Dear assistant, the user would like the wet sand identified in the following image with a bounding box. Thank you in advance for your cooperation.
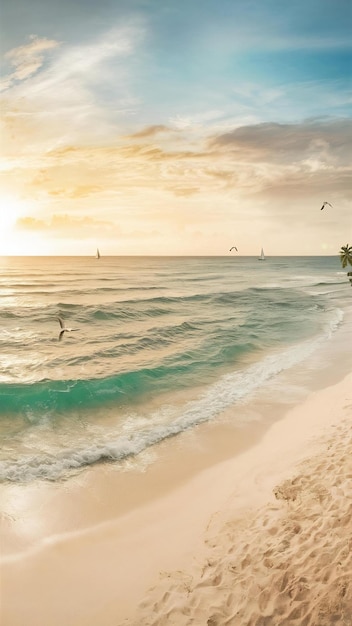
[1,372,351,625]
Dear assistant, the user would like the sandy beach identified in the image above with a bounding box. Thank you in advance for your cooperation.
[2,0,351,620]
[1,372,352,626]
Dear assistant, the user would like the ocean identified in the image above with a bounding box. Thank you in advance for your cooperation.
[0,255,351,483]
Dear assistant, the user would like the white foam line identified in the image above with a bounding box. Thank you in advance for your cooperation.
[0,308,344,483]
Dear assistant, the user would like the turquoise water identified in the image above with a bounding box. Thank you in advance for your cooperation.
[0,256,350,482]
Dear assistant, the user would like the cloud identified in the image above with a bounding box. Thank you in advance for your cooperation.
[127,125,171,138]
[119,145,211,162]
[47,185,102,198]
[211,118,352,165]
[0,23,144,148]
[15,216,43,230]
[10,115,349,213]
[16,213,111,234]
[1,36,59,91]
[257,167,352,201]
[44,142,213,170]
[169,110,224,130]
[166,186,200,197]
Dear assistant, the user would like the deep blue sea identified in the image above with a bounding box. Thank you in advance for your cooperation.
[0,256,351,483]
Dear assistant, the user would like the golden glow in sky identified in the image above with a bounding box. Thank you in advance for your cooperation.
[0,1,351,255]
[0,196,19,232]
[0,195,28,255]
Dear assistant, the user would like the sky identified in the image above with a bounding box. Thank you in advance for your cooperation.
[0,0,351,255]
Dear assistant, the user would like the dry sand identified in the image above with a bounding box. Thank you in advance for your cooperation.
[1,373,352,626]
[127,375,352,626]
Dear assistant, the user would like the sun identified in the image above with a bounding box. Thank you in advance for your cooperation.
[0,195,29,255]
[1,195,24,229]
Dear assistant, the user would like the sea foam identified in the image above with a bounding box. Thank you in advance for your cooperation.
[0,307,344,483]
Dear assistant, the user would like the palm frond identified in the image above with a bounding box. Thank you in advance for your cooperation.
[339,244,352,269]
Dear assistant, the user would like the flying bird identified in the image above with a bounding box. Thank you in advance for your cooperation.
[229,246,238,252]
[320,201,333,211]
[58,317,79,341]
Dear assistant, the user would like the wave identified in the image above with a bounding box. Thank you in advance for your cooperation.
[0,308,344,483]
[313,281,346,287]
[1,281,334,329]
[0,367,179,415]
[0,340,252,416]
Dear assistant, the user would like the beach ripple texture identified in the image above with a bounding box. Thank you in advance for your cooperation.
[0,256,348,482]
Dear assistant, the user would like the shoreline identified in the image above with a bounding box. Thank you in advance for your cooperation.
[1,371,352,625]
[130,371,352,625]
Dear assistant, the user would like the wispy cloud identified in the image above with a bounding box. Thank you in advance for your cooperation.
[0,36,59,91]
[47,185,102,198]
[17,213,111,234]
[165,186,200,197]
[1,22,145,151]
[1,1,351,255]
[5,116,350,216]
[169,111,225,130]
[127,125,171,138]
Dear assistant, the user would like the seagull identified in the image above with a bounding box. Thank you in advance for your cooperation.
[320,201,333,210]
[229,246,238,252]
[58,317,79,341]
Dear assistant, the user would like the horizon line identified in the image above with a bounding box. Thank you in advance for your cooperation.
[0,254,341,258]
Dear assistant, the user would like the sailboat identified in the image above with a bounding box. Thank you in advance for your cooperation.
[258,247,265,261]
[96,248,101,259]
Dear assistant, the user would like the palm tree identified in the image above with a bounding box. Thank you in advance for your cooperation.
[339,244,352,287]
[339,244,352,268]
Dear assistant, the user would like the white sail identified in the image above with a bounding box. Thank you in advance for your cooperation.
[258,247,265,261]
[96,248,100,259]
